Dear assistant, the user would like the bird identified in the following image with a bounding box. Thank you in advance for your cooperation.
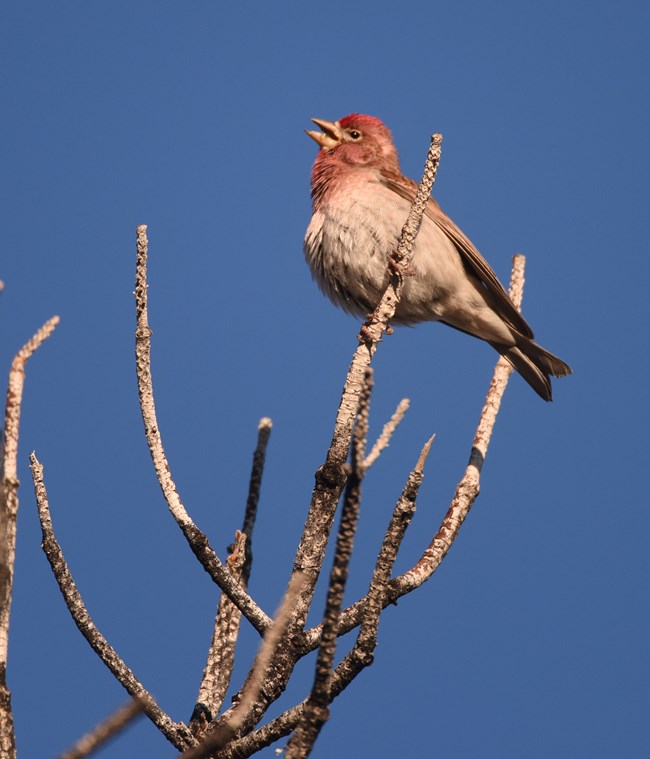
[304,113,571,401]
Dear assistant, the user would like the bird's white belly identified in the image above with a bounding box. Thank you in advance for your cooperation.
[304,180,480,326]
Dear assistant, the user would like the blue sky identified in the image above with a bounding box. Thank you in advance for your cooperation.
[1,1,648,756]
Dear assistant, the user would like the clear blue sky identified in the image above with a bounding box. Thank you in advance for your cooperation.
[2,2,648,757]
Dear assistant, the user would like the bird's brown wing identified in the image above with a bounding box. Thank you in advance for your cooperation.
[380,171,534,339]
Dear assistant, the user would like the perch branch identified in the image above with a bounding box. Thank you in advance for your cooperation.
[209,133,443,742]
[134,225,271,635]
[290,133,443,628]
[29,453,194,752]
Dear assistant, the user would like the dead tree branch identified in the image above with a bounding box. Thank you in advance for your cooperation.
[180,572,306,759]
[302,254,527,651]
[134,225,271,636]
[363,397,410,469]
[284,374,374,758]
[29,453,195,752]
[0,315,59,758]
[190,531,247,738]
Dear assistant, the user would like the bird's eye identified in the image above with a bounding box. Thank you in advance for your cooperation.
[348,129,362,140]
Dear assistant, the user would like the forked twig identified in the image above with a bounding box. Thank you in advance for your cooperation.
[180,572,306,759]
[190,531,248,738]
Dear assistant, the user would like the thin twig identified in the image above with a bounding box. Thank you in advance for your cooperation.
[0,315,58,758]
[1,316,59,664]
[388,254,525,594]
[363,397,410,469]
[241,417,272,586]
[190,531,248,739]
[179,572,306,759]
[356,437,434,653]
[29,453,194,752]
[190,417,272,738]
[56,698,145,759]
[134,225,271,636]
[302,255,527,650]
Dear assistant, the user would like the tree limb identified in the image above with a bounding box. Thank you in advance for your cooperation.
[29,453,194,752]
[134,225,271,636]
[0,315,59,759]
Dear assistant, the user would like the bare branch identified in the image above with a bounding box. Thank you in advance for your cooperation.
[0,315,59,758]
[284,383,374,758]
[190,532,247,738]
[29,453,194,752]
[56,698,145,759]
[363,397,410,470]
[356,436,434,654]
[179,572,306,759]
[352,368,373,469]
[240,417,272,585]
[389,254,525,594]
[134,225,271,635]
[303,255,527,648]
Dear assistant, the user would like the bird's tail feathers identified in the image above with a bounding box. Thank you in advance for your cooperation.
[490,335,572,402]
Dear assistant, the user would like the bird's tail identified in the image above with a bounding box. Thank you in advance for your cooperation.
[489,335,572,402]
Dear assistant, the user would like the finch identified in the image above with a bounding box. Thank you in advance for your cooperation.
[304,113,571,401]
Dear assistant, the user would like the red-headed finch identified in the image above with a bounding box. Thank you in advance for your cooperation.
[304,113,571,401]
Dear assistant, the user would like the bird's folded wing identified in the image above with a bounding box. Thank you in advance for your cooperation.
[380,171,534,339]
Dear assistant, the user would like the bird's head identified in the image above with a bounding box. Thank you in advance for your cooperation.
[306,114,400,203]
[307,114,399,169]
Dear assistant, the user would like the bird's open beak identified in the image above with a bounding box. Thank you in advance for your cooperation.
[306,118,344,149]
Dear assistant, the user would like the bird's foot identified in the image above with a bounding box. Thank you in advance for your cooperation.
[358,322,377,344]
[387,256,415,277]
